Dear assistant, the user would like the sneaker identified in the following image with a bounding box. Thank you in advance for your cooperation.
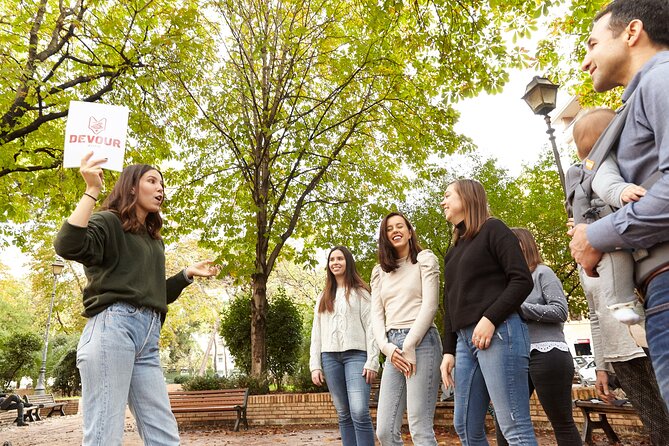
[609,301,644,325]
[23,402,33,408]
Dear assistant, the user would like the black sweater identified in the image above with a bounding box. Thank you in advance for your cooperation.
[442,218,532,354]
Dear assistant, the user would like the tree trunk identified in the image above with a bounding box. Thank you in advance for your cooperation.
[250,272,268,376]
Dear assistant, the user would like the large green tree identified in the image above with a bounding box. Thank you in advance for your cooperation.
[168,0,559,376]
[0,0,213,244]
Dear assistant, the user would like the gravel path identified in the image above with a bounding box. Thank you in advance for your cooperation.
[0,411,651,445]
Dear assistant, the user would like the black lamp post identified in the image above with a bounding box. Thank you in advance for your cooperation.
[35,259,65,395]
[522,76,567,198]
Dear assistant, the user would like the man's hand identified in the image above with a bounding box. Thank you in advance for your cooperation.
[568,223,603,277]
[595,370,616,404]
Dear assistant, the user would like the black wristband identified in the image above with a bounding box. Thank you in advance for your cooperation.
[83,192,98,202]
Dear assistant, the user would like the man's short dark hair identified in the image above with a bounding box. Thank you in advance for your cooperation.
[596,0,669,48]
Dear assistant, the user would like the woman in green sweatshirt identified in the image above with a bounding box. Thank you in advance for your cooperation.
[54,152,219,446]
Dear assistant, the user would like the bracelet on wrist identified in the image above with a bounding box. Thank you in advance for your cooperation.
[83,192,98,202]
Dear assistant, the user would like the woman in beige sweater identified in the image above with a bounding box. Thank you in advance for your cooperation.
[310,245,379,446]
[371,212,441,446]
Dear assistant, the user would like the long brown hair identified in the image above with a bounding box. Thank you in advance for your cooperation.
[100,164,163,240]
[319,246,370,313]
[377,212,422,273]
[449,179,490,244]
[511,227,543,273]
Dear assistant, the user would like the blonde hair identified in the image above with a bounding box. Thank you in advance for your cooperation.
[572,108,616,161]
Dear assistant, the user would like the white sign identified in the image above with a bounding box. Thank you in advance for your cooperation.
[63,101,129,171]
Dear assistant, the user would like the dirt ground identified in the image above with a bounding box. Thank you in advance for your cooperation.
[0,411,652,445]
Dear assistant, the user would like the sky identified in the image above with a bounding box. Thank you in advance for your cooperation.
[453,66,575,178]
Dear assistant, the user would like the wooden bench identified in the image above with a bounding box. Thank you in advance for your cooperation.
[168,388,249,431]
[23,394,67,421]
[574,399,638,445]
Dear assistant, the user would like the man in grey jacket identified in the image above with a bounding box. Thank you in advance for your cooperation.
[569,0,669,410]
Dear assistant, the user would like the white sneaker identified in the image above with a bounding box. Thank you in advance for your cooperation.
[608,301,644,325]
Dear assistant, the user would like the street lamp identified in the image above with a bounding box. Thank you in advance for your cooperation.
[522,75,567,198]
[35,258,65,395]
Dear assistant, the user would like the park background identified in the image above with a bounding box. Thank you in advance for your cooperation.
[1,0,623,401]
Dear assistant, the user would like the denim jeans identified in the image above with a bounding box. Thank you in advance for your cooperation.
[376,327,442,446]
[77,302,180,446]
[645,270,669,411]
[322,350,375,446]
[454,313,537,446]
[495,348,581,446]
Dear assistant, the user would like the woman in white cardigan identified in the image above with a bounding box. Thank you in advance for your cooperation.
[310,245,380,446]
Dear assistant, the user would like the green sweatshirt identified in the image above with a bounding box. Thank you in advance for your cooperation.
[54,210,191,318]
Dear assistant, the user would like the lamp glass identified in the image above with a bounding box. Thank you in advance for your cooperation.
[52,260,65,276]
[522,76,559,116]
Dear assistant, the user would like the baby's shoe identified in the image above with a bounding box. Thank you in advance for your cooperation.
[609,300,644,325]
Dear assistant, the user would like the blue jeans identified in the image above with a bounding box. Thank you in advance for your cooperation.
[322,350,375,446]
[645,270,669,411]
[77,302,180,446]
[376,327,442,446]
[454,313,537,446]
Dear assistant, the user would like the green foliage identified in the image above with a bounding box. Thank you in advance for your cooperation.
[265,289,303,390]
[219,289,302,387]
[51,346,80,397]
[0,0,215,248]
[181,372,270,395]
[0,332,42,389]
[180,374,226,391]
[219,293,253,374]
[172,375,190,385]
[534,0,622,108]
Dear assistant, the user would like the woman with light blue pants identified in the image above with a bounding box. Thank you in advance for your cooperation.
[310,246,379,446]
[55,153,220,445]
[371,212,442,445]
[440,179,538,445]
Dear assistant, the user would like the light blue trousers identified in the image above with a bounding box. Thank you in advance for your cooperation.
[77,302,180,446]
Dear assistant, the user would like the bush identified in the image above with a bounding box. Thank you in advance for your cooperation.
[52,348,81,397]
[181,374,226,391]
[180,372,271,394]
[172,375,190,384]
[225,372,270,395]
[219,288,302,389]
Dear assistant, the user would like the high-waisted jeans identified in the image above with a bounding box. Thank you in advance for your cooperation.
[322,350,375,446]
[453,313,537,446]
[77,302,180,446]
[376,327,442,446]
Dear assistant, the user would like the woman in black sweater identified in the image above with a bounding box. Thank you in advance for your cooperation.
[439,179,538,445]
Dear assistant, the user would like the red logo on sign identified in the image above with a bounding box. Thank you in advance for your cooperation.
[88,117,107,135]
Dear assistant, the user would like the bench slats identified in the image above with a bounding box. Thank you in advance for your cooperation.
[168,388,249,431]
[23,394,67,421]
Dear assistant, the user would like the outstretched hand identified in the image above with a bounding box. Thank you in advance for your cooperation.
[185,260,221,279]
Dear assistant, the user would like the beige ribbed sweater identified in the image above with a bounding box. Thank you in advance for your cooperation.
[370,250,440,364]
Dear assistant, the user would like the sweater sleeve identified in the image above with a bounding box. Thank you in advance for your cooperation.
[481,220,533,326]
[309,295,323,372]
[359,289,380,372]
[520,266,568,323]
[593,154,631,209]
[165,269,193,305]
[54,213,109,266]
[401,250,439,364]
[370,265,397,358]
